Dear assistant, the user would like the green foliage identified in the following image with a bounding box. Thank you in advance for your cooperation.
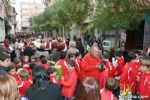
[93,0,143,32]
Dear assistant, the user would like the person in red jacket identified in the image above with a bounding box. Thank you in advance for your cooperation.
[47,67,59,85]
[41,57,50,69]
[100,78,117,100]
[22,56,30,70]
[114,51,125,76]
[55,51,68,77]
[60,60,77,100]
[18,69,32,97]
[75,52,84,82]
[103,52,116,77]
[120,52,139,94]
[137,59,150,100]
[82,45,101,81]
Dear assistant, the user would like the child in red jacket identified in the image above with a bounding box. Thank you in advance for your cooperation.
[47,67,59,85]
[114,51,125,76]
[100,78,117,100]
[137,59,150,100]
[103,52,116,77]
[120,52,139,94]
[22,56,30,70]
[75,52,84,82]
[18,69,32,97]
[60,60,77,100]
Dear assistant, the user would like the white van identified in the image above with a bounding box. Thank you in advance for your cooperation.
[102,40,112,51]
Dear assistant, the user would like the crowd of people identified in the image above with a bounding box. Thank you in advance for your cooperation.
[0,34,150,100]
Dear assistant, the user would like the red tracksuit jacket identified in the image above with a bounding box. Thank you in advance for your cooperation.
[82,53,101,80]
[105,60,116,77]
[18,79,32,96]
[49,75,60,86]
[60,69,77,98]
[120,62,139,93]
[115,58,125,76]
[100,88,117,100]
[56,59,68,77]
[75,58,84,82]
[99,70,110,89]
[138,72,150,100]
[9,73,21,83]
[23,63,30,70]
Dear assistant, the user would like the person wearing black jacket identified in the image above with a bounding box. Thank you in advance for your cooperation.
[25,66,60,100]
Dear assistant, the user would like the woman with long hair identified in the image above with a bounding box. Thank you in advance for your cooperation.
[75,77,101,100]
[0,70,19,100]
[25,66,60,100]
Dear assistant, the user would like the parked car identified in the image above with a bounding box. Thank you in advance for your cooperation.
[102,40,112,51]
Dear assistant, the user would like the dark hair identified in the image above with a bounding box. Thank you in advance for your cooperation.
[114,51,123,57]
[32,66,51,90]
[68,53,75,59]
[30,63,36,70]
[126,52,136,62]
[39,55,45,61]
[105,78,118,92]
[75,52,80,57]
[60,51,66,59]
[47,67,56,75]
[41,57,47,64]
[68,60,76,67]
[75,77,100,100]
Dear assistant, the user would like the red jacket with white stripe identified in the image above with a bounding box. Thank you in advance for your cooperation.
[100,88,117,100]
[75,58,84,82]
[99,70,110,89]
[18,79,32,96]
[105,60,116,77]
[82,53,101,80]
[120,62,139,93]
[138,73,150,100]
[115,58,125,76]
[60,69,77,98]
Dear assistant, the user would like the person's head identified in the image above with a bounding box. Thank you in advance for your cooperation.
[41,57,47,64]
[23,56,29,63]
[68,53,75,60]
[115,51,123,60]
[14,58,22,67]
[69,41,76,48]
[0,70,19,100]
[75,77,100,100]
[90,45,99,57]
[105,78,118,92]
[18,69,29,80]
[126,52,136,62]
[103,52,110,60]
[32,66,50,90]
[75,52,81,59]
[0,45,11,68]
[140,59,150,73]
[39,55,45,61]
[60,51,66,59]
[67,60,76,70]
[47,67,56,76]
[29,63,36,70]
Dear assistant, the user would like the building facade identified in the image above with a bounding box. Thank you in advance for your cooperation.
[20,1,44,33]
[0,0,17,42]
